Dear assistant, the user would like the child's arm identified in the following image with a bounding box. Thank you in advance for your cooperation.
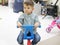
[17,14,24,28]
[34,15,40,29]
[17,22,22,28]
[34,22,40,29]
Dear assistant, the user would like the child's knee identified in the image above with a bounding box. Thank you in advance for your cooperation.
[17,36,23,44]
[36,35,41,43]
[17,31,24,44]
[33,33,41,44]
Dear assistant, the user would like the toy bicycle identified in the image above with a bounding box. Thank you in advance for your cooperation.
[46,16,60,33]
[17,25,41,45]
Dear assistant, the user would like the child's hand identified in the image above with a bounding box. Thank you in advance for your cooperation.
[46,26,52,33]
[17,22,22,28]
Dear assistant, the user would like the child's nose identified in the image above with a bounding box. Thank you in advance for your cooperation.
[25,9,28,12]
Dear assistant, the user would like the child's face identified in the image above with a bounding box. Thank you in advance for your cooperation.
[24,4,34,15]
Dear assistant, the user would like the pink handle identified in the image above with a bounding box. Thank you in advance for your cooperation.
[50,20,56,27]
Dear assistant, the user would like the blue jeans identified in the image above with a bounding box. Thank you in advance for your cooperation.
[17,31,41,44]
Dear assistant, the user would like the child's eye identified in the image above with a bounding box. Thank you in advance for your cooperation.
[28,7,30,9]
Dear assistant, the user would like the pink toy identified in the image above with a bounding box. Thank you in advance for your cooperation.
[46,16,60,33]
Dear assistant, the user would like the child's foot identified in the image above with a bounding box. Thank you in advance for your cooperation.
[31,42,36,45]
[31,43,36,45]
[32,44,36,45]
[20,44,23,45]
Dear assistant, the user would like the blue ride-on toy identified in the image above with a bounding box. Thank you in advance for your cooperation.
[17,25,41,45]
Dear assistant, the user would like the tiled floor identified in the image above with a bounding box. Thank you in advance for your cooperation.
[0,5,60,45]
[38,34,60,45]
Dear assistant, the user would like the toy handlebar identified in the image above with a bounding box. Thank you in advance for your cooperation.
[17,25,41,28]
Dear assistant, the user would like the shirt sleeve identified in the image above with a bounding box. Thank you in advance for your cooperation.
[34,15,39,23]
[17,14,24,24]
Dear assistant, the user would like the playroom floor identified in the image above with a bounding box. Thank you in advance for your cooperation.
[0,5,60,45]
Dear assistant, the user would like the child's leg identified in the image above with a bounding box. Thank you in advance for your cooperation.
[17,31,24,44]
[32,32,41,45]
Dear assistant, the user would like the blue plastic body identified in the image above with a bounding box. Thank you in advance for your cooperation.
[22,25,34,39]
[17,25,41,40]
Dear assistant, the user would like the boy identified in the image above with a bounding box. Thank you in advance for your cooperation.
[17,0,41,45]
